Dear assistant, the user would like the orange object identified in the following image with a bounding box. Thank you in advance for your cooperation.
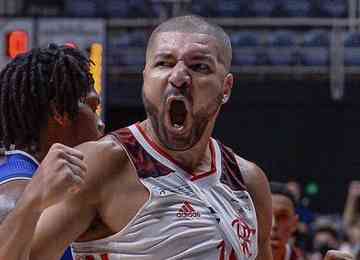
[6,30,29,59]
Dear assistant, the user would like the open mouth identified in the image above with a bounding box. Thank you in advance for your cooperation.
[169,99,187,129]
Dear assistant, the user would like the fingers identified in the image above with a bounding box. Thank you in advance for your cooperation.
[63,146,85,161]
[51,143,87,179]
[61,152,87,175]
[50,143,87,192]
[51,143,84,160]
[66,163,85,185]
[349,181,360,197]
[324,250,354,260]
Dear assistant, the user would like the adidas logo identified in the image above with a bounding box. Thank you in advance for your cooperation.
[176,201,201,218]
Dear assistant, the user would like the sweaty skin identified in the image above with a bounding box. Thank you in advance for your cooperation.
[30,31,273,260]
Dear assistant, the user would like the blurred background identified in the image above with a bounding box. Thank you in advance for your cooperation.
[1,1,360,254]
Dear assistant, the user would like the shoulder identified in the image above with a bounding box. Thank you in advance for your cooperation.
[73,135,133,197]
[234,155,272,244]
[76,134,128,169]
[234,156,269,193]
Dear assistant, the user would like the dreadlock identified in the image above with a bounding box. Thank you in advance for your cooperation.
[0,43,94,151]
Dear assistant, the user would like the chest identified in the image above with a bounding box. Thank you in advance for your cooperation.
[143,174,257,233]
[106,172,257,256]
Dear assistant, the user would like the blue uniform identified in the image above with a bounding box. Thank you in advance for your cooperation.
[0,150,73,260]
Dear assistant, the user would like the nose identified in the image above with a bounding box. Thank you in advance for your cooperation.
[169,61,191,89]
[97,118,105,136]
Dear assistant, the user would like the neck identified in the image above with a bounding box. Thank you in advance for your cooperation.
[272,245,287,260]
[27,125,53,162]
[141,119,214,173]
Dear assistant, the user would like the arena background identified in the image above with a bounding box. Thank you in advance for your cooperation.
[1,0,359,214]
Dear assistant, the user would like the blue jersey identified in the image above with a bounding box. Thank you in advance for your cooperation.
[0,150,74,260]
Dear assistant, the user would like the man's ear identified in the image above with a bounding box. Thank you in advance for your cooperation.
[222,73,234,104]
[50,102,71,126]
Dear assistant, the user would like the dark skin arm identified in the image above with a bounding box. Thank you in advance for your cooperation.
[236,156,273,260]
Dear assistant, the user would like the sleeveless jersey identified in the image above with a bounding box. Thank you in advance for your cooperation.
[0,150,38,184]
[0,150,74,260]
[72,124,258,260]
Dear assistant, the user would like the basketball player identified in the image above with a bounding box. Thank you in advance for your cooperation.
[29,16,352,260]
[0,44,104,259]
[270,182,304,260]
[29,15,271,260]
[270,183,353,260]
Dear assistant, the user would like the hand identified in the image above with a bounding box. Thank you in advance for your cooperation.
[348,181,360,200]
[324,250,354,260]
[25,143,87,211]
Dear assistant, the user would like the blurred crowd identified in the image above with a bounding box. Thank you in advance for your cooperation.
[271,181,360,260]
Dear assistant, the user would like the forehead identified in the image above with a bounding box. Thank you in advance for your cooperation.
[149,32,220,59]
[271,194,295,212]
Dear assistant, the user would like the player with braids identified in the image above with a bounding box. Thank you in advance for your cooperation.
[0,43,104,259]
[0,44,98,151]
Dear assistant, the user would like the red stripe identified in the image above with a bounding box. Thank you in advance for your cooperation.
[136,123,217,180]
[183,201,195,212]
[183,205,192,213]
[181,205,189,213]
[190,141,217,181]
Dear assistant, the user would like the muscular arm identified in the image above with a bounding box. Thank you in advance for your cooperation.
[0,180,43,260]
[237,157,273,260]
[30,138,128,260]
[31,185,97,260]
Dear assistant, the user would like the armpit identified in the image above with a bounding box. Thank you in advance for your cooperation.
[0,181,29,224]
[0,195,18,224]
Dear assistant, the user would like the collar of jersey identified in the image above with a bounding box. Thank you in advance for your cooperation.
[5,150,40,166]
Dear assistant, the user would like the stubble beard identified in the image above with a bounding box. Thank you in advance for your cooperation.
[142,89,223,151]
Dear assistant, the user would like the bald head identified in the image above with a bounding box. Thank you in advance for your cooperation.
[146,15,232,71]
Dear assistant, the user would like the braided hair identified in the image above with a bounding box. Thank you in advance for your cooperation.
[0,43,94,151]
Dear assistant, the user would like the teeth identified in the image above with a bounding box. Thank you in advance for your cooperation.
[173,124,183,129]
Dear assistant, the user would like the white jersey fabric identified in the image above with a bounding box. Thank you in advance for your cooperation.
[72,124,258,260]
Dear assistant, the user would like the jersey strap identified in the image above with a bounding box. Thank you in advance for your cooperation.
[0,151,38,185]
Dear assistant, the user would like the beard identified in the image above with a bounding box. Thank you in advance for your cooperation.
[142,87,223,151]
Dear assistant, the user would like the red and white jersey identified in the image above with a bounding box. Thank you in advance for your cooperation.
[72,123,258,260]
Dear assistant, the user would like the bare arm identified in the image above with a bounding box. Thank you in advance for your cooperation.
[343,181,360,229]
[0,180,43,260]
[30,185,97,260]
[30,139,127,260]
[0,143,88,260]
[237,157,273,260]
